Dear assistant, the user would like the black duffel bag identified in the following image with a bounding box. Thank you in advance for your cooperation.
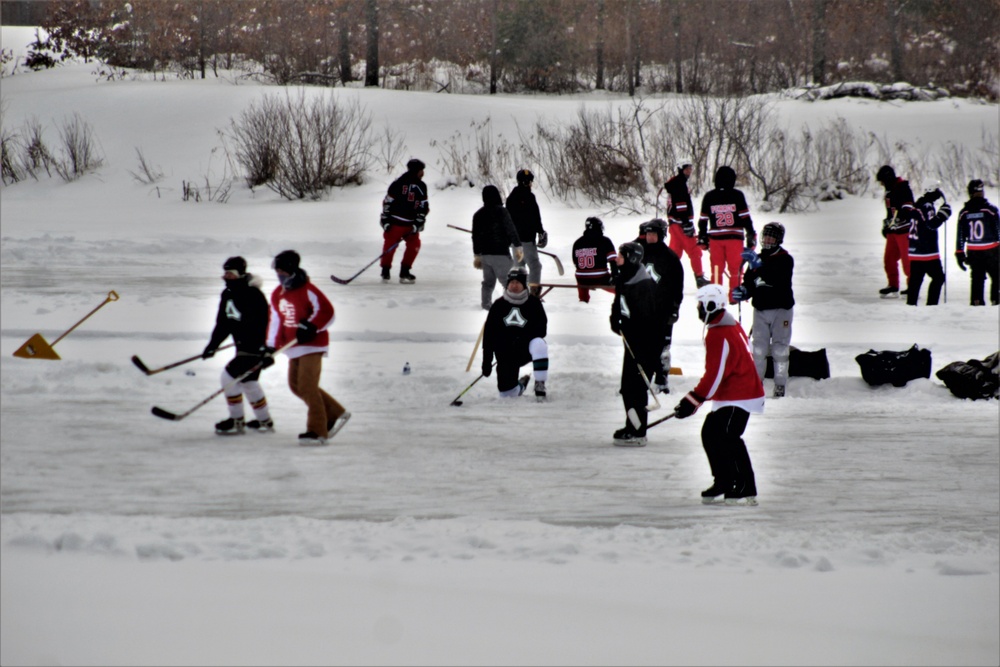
[855,344,932,387]
[936,352,999,400]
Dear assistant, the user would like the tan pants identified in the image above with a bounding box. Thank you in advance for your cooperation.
[287,353,346,437]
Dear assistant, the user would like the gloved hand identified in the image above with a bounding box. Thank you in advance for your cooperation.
[927,188,945,203]
[610,315,621,335]
[413,214,425,233]
[202,345,216,360]
[473,255,483,269]
[669,308,679,324]
[681,220,696,237]
[741,249,762,270]
[514,246,525,263]
[296,320,318,344]
[674,391,704,419]
[697,232,709,248]
[259,345,276,369]
[937,202,952,220]
[481,358,492,378]
[537,231,548,249]
[731,285,749,302]
[659,346,671,370]
[380,215,391,232]
[956,252,967,271]
[746,232,757,250]
[609,263,620,281]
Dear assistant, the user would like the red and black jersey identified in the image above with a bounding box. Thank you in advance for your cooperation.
[698,188,755,243]
[382,172,429,225]
[267,273,335,360]
[883,178,916,234]
[908,198,951,261]
[956,198,1000,253]
[572,232,617,281]
[665,172,693,227]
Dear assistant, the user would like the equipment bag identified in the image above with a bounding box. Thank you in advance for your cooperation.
[765,347,830,380]
[935,351,999,400]
[855,344,932,387]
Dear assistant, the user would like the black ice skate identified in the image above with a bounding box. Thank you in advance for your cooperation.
[215,417,245,435]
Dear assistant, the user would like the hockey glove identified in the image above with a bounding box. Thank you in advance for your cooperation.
[473,255,483,269]
[741,249,762,270]
[659,346,671,371]
[731,286,749,302]
[674,391,704,419]
[537,231,549,249]
[697,232,709,249]
[746,232,757,250]
[681,220,696,237]
[296,320,318,344]
[956,252,967,271]
[380,216,391,232]
[481,357,492,378]
[609,315,621,335]
[259,345,276,369]
[202,345,216,360]
[514,246,525,263]
[937,202,952,221]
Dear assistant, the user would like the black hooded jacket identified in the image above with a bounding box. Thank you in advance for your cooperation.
[472,185,522,256]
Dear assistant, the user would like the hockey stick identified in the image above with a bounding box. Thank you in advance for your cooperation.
[330,231,416,285]
[466,321,486,373]
[131,344,234,376]
[446,224,565,276]
[620,333,661,411]
[450,362,496,406]
[151,341,294,421]
[647,412,676,430]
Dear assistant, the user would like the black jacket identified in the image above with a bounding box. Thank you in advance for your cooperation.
[473,186,521,256]
[741,248,795,311]
[612,264,659,363]
[207,274,269,353]
[637,239,684,340]
[483,294,547,362]
[505,185,544,243]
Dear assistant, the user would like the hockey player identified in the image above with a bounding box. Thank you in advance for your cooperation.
[697,165,756,298]
[506,169,548,296]
[473,184,524,310]
[267,250,350,445]
[663,160,709,288]
[481,267,549,399]
[571,217,618,303]
[634,218,684,393]
[732,222,795,398]
[955,179,999,306]
[906,188,952,306]
[674,284,765,505]
[380,158,429,284]
[610,242,659,446]
[876,165,915,298]
[203,256,274,435]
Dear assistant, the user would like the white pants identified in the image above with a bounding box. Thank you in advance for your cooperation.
[751,307,793,386]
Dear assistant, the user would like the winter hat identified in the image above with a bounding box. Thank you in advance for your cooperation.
[876,165,896,186]
[482,184,503,206]
[714,165,736,189]
[506,266,529,289]
[407,158,425,173]
[968,179,985,197]
[223,256,247,276]
[516,168,534,185]
[272,250,300,273]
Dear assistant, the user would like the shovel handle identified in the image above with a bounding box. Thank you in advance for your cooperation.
[50,290,120,347]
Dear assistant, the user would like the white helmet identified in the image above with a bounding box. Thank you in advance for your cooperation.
[677,158,693,172]
[696,283,727,322]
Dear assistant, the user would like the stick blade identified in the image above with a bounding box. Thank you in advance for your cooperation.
[151,406,181,421]
[131,355,152,375]
[450,400,463,406]
[330,275,352,285]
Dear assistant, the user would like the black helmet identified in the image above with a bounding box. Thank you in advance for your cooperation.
[272,250,300,273]
[516,168,534,185]
[968,179,985,197]
[406,158,425,173]
[506,265,529,289]
[585,216,604,234]
[760,222,785,250]
[223,256,247,276]
[876,165,896,186]
[714,165,736,189]
[639,218,667,238]
[618,241,644,266]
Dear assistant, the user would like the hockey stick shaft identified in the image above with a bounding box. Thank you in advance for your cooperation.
[466,321,486,373]
[151,341,294,421]
[450,362,496,405]
[620,333,662,410]
[647,413,675,430]
[447,224,564,276]
[330,231,416,285]
[132,343,234,375]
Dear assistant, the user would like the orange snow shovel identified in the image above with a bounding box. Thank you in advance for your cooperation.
[12,290,120,360]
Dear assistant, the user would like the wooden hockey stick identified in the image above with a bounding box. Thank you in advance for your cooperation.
[447,224,564,275]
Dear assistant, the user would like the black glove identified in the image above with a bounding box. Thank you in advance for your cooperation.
[537,231,549,249]
[259,345,276,369]
[380,215,391,232]
[413,214,426,233]
[674,391,704,419]
[481,358,492,378]
[610,315,621,335]
[296,320,318,344]
[746,232,757,250]
[956,252,967,271]
[202,345,216,360]
[697,232,709,248]
[681,221,696,237]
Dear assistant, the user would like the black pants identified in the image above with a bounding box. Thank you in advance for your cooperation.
[967,247,999,306]
[906,259,944,305]
[701,406,756,497]
[620,350,656,434]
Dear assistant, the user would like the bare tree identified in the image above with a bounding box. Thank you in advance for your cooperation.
[364,0,379,86]
[595,0,605,90]
[811,0,828,85]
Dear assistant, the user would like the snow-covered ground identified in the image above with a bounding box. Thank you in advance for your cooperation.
[1,26,998,666]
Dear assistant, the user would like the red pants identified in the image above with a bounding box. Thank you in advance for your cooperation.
[668,225,704,278]
[380,225,421,269]
[883,233,910,289]
[709,238,745,297]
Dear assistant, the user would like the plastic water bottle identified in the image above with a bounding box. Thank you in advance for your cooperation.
[402,362,411,375]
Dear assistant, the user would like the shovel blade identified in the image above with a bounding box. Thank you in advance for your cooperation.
[12,333,60,360]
